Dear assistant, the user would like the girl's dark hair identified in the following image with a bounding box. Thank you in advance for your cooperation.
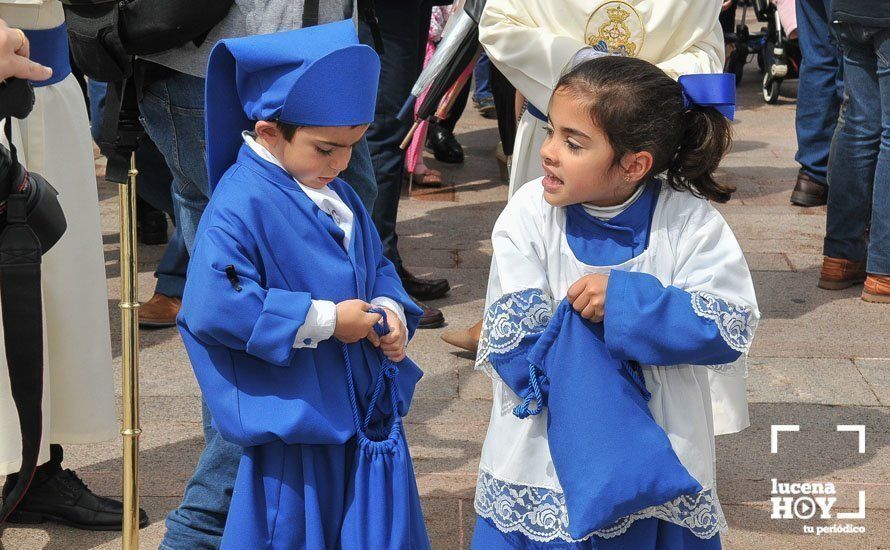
[554,56,734,202]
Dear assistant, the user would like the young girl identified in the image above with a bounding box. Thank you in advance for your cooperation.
[472,56,759,548]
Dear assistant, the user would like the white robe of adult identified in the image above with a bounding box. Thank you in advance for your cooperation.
[0,0,117,475]
[478,0,725,197]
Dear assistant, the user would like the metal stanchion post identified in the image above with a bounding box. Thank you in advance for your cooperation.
[119,152,141,549]
[100,76,145,549]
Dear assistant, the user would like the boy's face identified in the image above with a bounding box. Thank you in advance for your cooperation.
[255,122,369,189]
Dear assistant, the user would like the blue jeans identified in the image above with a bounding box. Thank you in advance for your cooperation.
[88,79,188,297]
[824,23,890,276]
[795,0,844,183]
[473,50,493,102]
[137,66,379,549]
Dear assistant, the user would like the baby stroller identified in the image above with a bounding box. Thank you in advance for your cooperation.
[724,0,801,103]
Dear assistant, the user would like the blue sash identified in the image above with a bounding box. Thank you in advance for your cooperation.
[23,24,71,87]
[526,102,547,122]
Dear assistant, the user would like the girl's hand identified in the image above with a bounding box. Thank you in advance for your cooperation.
[366,307,407,362]
[567,274,609,322]
[334,300,381,343]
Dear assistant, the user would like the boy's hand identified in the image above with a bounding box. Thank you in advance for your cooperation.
[334,300,381,343]
[366,307,407,362]
[567,274,609,322]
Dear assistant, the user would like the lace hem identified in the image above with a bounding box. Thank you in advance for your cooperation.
[476,289,553,375]
[690,291,756,353]
[474,469,727,543]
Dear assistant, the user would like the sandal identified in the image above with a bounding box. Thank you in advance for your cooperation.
[404,167,445,188]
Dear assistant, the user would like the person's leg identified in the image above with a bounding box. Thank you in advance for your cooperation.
[438,76,470,134]
[359,0,426,269]
[87,79,107,143]
[359,0,449,321]
[473,51,493,103]
[793,0,842,200]
[867,28,890,277]
[339,136,378,214]
[824,24,879,267]
[159,402,242,550]
[138,69,210,253]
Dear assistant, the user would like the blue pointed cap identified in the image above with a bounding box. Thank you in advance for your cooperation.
[205,19,380,190]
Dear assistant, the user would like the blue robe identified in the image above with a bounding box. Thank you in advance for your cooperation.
[178,144,424,549]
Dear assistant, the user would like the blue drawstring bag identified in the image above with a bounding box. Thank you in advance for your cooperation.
[339,309,430,549]
[484,291,702,538]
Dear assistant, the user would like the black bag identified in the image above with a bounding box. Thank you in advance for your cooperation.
[61,0,234,82]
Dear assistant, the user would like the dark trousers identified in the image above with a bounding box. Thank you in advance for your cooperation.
[490,63,517,156]
[360,0,432,268]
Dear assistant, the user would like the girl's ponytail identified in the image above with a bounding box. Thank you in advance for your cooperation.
[666,107,735,203]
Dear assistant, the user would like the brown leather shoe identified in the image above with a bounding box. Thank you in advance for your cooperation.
[818,257,867,290]
[790,170,828,207]
[415,299,445,329]
[862,274,890,303]
[138,293,181,328]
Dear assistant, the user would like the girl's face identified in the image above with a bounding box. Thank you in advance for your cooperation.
[540,89,648,207]
[255,122,369,189]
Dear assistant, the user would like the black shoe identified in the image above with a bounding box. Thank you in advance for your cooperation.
[415,299,445,329]
[2,451,149,531]
[398,265,450,301]
[137,208,169,245]
[426,123,464,164]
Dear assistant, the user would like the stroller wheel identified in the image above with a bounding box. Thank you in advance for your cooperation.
[762,72,781,104]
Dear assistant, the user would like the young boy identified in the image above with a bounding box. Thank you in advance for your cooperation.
[178,20,427,548]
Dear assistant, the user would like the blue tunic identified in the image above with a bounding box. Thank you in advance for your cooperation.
[178,144,424,548]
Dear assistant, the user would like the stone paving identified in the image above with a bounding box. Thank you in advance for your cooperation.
[2,71,889,549]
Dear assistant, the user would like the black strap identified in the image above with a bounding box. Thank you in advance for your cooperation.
[99,75,144,184]
[357,0,385,54]
[302,0,319,27]
[0,119,45,524]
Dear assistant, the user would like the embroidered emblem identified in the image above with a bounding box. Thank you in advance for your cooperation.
[584,2,645,57]
[474,469,728,542]
[690,291,756,353]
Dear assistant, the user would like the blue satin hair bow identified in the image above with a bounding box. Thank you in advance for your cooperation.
[678,73,736,121]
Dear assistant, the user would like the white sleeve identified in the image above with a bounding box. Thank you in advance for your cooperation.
[476,184,553,374]
[672,208,760,435]
[293,300,337,349]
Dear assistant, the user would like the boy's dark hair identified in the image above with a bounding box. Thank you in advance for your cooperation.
[554,56,735,203]
[275,120,301,141]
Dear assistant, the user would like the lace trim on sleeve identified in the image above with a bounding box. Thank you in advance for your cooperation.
[690,291,756,353]
[475,289,553,378]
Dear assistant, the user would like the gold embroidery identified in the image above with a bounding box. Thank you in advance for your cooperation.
[584,1,645,57]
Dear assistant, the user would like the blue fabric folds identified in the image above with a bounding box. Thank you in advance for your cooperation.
[340,310,430,549]
[485,291,702,539]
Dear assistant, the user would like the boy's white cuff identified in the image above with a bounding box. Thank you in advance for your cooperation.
[293,300,337,348]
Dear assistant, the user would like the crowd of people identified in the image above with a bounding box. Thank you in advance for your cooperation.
[0,0,886,548]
